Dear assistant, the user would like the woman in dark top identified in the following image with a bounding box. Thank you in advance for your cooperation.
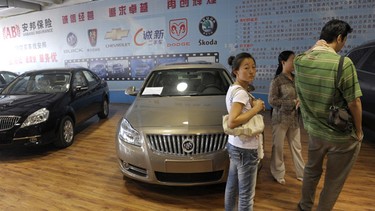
[268,50,305,185]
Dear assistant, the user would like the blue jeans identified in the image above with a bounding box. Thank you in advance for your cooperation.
[225,143,259,211]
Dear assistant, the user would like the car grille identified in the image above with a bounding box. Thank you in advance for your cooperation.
[0,116,21,131]
[147,133,228,156]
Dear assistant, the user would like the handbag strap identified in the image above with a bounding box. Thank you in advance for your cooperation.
[331,56,345,107]
[230,85,255,104]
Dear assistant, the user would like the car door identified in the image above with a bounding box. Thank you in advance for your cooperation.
[82,70,103,116]
[348,45,375,125]
[70,70,92,123]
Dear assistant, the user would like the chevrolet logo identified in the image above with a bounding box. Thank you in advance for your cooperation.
[105,28,130,41]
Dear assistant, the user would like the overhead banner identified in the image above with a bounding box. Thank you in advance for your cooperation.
[0,0,374,94]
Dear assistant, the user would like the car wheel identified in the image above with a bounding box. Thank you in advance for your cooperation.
[98,98,109,119]
[54,116,74,148]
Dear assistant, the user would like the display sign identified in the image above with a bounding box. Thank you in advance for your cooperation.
[0,0,374,96]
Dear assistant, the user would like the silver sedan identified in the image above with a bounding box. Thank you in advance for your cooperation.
[116,62,233,186]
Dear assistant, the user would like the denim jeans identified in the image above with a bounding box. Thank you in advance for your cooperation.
[225,143,259,211]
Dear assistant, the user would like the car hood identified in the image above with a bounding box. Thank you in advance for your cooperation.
[125,96,227,128]
[0,94,62,116]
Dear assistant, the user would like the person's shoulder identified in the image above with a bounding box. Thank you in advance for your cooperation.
[343,56,354,66]
[272,74,282,82]
[229,84,243,93]
[231,85,247,95]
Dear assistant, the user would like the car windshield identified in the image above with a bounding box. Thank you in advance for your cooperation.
[2,73,71,94]
[141,68,231,96]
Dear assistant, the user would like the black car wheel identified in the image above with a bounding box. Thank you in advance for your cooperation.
[98,98,109,119]
[54,116,74,148]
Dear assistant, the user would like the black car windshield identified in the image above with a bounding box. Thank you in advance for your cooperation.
[141,68,231,96]
[2,73,71,94]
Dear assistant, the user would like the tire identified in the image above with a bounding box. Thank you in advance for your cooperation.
[98,98,109,119]
[54,116,74,148]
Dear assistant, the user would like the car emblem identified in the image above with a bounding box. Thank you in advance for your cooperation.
[105,28,130,41]
[169,18,188,41]
[67,32,77,47]
[182,138,194,153]
[199,16,217,36]
[88,29,97,47]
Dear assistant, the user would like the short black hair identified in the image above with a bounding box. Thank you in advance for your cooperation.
[319,19,353,43]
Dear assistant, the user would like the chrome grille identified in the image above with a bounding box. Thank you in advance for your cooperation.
[147,133,228,156]
[0,116,21,131]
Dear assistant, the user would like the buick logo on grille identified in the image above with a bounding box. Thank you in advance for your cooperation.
[182,138,194,153]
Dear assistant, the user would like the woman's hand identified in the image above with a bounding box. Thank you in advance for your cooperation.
[355,130,364,142]
[294,99,300,109]
[253,99,265,113]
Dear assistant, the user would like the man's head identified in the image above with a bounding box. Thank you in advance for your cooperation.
[319,19,353,52]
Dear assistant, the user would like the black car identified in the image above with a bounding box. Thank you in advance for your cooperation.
[347,41,375,131]
[0,71,18,90]
[0,68,109,148]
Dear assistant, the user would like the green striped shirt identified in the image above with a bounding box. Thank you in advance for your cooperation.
[294,47,362,143]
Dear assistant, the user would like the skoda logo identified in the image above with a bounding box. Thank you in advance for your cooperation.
[182,138,194,153]
[199,16,217,36]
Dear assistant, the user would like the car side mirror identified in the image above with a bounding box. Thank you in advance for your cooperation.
[125,86,138,96]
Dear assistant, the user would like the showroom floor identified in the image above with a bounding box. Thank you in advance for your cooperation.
[0,104,374,210]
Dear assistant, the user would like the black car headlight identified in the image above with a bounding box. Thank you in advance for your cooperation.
[118,118,141,146]
[21,108,49,128]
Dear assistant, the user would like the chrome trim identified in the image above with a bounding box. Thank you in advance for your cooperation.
[147,133,228,156]
[13,135,41,141]
[0,116,21,131]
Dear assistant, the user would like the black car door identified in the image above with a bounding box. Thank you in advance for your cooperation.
[348,46,375,126]
[70,70,92,124]
[82,70,103,116]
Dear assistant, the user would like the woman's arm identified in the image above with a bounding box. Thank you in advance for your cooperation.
[228,100,264,129]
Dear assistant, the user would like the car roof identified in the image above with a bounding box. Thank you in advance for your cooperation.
[21,68,90,75]
[348,40,375,53]
[152,62,227,71]
[0,70,19,76]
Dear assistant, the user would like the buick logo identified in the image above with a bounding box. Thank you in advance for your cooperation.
[182,138,194,153]
[67,32,77,47]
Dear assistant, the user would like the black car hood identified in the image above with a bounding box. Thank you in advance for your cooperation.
[0,94,62,116]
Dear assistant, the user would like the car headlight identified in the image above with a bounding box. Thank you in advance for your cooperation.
[21,108,49,128]
[118,118,141,146]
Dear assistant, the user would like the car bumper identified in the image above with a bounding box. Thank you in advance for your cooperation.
[0,123,56,146]
[115,132,229,186]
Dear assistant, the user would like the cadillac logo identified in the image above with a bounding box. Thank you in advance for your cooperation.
[182,138,194,153]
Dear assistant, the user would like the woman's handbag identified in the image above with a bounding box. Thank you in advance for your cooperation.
[327,56,353,133]
[222,113,264,136]
[222,86,265,136]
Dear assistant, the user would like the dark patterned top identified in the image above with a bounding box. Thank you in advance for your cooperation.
[268,73,300,128]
